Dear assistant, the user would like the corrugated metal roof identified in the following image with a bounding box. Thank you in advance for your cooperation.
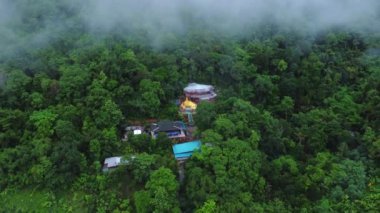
[172,140,201,159]
[104,156,122,168]
[102,156,134,172]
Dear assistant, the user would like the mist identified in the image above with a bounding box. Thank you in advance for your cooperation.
[1,0,380,55]
[82,0,380,34]
[0,71,4,88]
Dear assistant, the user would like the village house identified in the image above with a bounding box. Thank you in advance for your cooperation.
[150,121,187,140]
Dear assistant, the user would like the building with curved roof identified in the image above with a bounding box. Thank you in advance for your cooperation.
[184,83,217,103]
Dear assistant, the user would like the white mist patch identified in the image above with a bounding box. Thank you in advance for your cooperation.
[0,0,379,57]
[82,0,380,34]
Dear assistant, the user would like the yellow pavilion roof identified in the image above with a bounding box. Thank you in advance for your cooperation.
[180,97,197,111]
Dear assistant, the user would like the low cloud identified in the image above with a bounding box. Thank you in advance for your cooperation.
[82,0,380,33]
[0,0,379,57]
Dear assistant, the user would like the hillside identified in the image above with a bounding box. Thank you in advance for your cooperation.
[0,0,379,212]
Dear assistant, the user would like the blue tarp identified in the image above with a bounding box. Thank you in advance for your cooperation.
[172,140,201,159]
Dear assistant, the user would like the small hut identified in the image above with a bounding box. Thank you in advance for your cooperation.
[102,156,123,172]
[122,126,144,141]
[102,156,135,172]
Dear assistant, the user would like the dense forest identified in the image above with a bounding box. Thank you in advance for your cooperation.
[0,0,379,212]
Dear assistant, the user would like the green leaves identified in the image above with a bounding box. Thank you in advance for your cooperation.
[277,59,288,72]
[137,79,164,117]
[194,101,217,131]
[134,190,150,213]
[29,109,58,138]
[59,65,91,103]
[130,153,156,183]
[185,138,265,210]
[0,16,378,212]
[134,167,180,213]
[146,167,178,194]
[95,99,123,128]
[2,70,31,107]
[0,109,26,148]
[293,109,341,155]
[363,127,380,160]
[214,115,236,139]
[29,92,45,109]
[324,88,361,127]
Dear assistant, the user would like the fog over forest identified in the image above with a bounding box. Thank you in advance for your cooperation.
[84,0,380,32]
[1,0,380,53]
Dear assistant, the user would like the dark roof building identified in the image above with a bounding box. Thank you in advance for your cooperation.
[150,121,187,140]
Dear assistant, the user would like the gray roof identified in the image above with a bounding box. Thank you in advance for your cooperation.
[184,83,214,93]
[103,156,122,168]
[150,121,184,132]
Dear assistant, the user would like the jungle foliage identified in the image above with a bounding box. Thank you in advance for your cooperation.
[0,1,379,212]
